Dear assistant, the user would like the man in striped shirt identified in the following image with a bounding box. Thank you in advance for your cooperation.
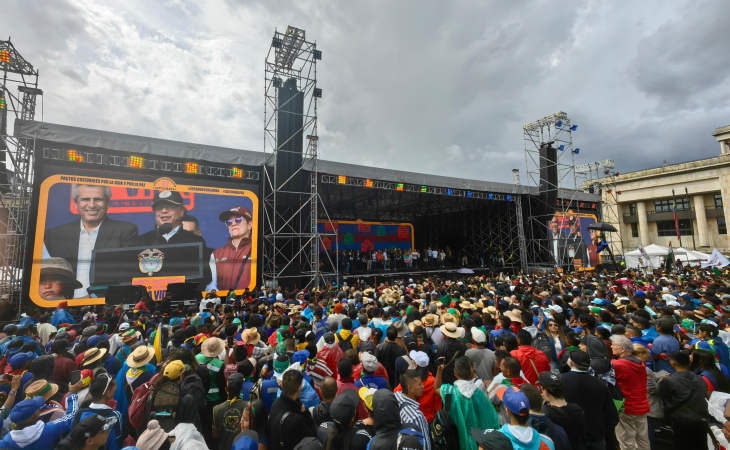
[394,369,431,450]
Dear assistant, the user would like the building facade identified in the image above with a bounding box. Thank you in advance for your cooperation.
[597,125,730,255]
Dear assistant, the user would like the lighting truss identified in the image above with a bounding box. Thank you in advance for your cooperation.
[523,111,582,273]
[263,26,337,289]
[0,38,40,309]
[40,147,260,180]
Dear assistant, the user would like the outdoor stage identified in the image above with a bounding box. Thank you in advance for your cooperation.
[339,265,520,284]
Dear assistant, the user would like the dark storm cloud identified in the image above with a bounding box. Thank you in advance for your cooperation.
[4,0,729,183]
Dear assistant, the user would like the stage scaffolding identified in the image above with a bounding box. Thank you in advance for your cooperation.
[0,39,40,307]
[576,160,623,258]
[524,111,579,272]
[262,26,337,289]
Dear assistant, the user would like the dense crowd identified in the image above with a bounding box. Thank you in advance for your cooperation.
[2,267,730,450]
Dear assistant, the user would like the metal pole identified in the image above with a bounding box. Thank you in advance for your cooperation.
[672,189,683,248]
[685,187,696,250]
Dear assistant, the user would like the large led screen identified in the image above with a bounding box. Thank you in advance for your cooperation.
[546,210,600,271]
[31,169,258,307]
[317,220,414,252]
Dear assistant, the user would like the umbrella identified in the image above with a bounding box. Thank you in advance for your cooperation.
[587,223,618,233]
[457,268,475,274]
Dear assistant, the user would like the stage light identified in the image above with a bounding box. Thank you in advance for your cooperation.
[579,202,584,208]
[272,37,282,48]
[68,150,83,162]
[338,175,347,184]
[506,195,512,201]
[314,88,322,98]
[185,162,198,174]
[396,183,404,191]
[467,191,472,198]
[559,145,565,151]
[232,168,243,178]
[273,77,282,88]
[365,179,373,188]
[591,203,596,208]
[313,50,322,60]
[0,96,5,110]
[488,193,493,200]
[130,156,143,168]
[447,189,453,195]
[556,120,563,127]
[420,186,427,193]
[574,148,580,154]
[0,50,9,64]
[571,125,577,131]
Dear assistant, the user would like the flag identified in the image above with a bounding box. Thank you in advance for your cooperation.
[714,267,722,277]
[153,322,162,363]
[666,241,674,273]
[673,205,680,239]
[702,249,730,269]
[638,245,653,268]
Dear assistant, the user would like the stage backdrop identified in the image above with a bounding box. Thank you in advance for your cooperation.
[30,166,259,307]
[317,220,414,252]
[546,210,601,270]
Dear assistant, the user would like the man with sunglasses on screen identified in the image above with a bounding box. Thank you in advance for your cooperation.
[208,206,254,292]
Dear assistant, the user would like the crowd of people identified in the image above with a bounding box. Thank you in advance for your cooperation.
[332,246,506,274]
[3,267,730,450]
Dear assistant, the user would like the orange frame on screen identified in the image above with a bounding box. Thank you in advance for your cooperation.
[31,174,259,307]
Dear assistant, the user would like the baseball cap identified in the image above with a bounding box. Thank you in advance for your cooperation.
[10,397,45,424]
[471,328,486,344]
[9,352,34,369]
[323,332,336,345]
[537,371,562,388]
[499,386,529,416]
[163,360,185,380]
[360,352,379,373]
[567,349,590,369]
[70,414,118,448]
[470,428,515,450]
[219,206,253,222]
[358,387,376,410]
[152,190,184,208]
[330,389,359,426]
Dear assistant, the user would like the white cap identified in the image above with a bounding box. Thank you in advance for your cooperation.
[547,305,563,314]
[471,328,487,344]
[119,323,131,331]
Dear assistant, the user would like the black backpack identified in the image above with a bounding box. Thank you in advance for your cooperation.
[337,332,354,352]
[149,381,181,432]
[430,391,459,450]
[369,424,425,450]
[532,331,553,361]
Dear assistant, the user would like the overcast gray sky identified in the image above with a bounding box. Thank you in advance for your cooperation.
[5,0,729,183]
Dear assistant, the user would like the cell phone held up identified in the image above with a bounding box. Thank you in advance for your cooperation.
[70,370,82,385]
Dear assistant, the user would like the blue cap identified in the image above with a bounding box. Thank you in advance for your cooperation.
[87,335,101,347]
[9,351,34,369]
[3,324,17,333]
[499,386,530,415]
[635,290,646,297]
[9,397,45,424]
[591,299,603,305]
[292,350,310,366]
[681,294,692,301]
[232,437,257,450]
[680,304,695,311]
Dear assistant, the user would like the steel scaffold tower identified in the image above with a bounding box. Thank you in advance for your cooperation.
[262,26,337,289]
[0,38,40,307]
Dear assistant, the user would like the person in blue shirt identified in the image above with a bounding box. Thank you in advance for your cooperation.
[312,307,329,342]
[626,325,653,370]
[698,322,730,369]
[651,319,680,373]
[74,372,124,450]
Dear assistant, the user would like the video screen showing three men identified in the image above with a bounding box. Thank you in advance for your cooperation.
[546,210,600,271]
[33,174,258,305]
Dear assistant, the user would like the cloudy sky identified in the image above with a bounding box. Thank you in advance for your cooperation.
[5,0,730,183]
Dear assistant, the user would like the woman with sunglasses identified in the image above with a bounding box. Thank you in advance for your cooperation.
[540,318,568,368]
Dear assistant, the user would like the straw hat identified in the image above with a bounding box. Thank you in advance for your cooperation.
[127,346,155,368]
[25,380,59,401]
[408,320,423,334]
[460,301,474,310]
[81,347,107,367]
[289,305,302,315]
[422,314,439,327]
[201,337,224,358]
[484,306,497,315]
[242,328,260,345]
[440,322,461,339]
[504,310,522,322]
[392,321,408,338]
[441,313,457,325]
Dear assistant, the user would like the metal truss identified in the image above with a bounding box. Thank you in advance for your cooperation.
[262,26,337,289]
[578,170,624,259]
[1,39,40,308]
[461,202,521,268]
[524,111,580,272]
[40,147,260,181]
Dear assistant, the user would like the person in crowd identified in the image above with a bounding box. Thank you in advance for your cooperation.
[538,371,587,450]
[213,373,249,450]
[395,370,431,450]
[465,328,496,382]
[498,386,556,450]
[268,369,317,450]
[520,383,571,450]
[375,325,407,385]
[610,334,650,450]
[435,321,467,386]
[511,330,550,385]
[316,389,371,450]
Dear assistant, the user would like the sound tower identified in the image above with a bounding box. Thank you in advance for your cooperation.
[275,78,308,283]
[538,141,558,213]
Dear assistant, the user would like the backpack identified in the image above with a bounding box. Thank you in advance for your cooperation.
[430,390,459,450]
[370,424,425,450]
[337,332,354,352]
[128,374,158,430]
[149,381,181,432]
[180,373,206,411]
[599,367,626,414]
[532,331,553,361]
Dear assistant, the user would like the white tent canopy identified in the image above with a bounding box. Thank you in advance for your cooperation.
[624,245,710,268]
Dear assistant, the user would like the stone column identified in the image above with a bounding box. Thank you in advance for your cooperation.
[637,201,650,245]
[693,195,708,247]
